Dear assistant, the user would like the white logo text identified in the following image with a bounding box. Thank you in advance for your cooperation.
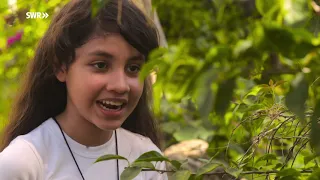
[26,12,49,19]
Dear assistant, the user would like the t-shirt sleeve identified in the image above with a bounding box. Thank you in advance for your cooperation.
[0,138,43,180]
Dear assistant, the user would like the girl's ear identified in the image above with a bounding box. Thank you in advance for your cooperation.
[56,65,67,82]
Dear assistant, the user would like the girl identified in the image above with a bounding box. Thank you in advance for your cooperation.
[0,0,167,179]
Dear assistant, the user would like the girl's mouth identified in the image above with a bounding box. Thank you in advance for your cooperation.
[96,100,125,112]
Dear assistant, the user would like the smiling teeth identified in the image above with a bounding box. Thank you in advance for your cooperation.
[102,100,123,106]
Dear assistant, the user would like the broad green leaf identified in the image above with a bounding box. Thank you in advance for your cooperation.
[134,151,169,162]
[196,162,221,177]
[285,73,309,122]
[311,100,320,154]
[131,161,155,169]
[171,170,191,180]
[120,167,142,180]
[214,77,236,117]
[256,154,277,164]
[277,168,301,177]
[95,154,128,164]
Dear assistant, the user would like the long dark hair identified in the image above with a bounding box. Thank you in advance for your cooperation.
[0,0,160,151]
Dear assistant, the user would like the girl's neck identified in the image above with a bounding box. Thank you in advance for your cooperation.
[55,112,113,147]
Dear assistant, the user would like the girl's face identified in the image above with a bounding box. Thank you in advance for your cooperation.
[56,34,144,131]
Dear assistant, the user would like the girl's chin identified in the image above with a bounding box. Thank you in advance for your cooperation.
[93,119,124,131]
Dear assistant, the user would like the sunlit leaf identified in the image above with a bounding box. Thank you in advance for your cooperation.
[283,0,311,26]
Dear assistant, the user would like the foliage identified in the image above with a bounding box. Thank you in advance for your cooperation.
[2,0,320,179]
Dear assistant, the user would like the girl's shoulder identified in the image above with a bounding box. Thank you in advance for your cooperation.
[0,136,44,179]
[0,118,57,165]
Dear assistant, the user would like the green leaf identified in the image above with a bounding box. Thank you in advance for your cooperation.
[91,0,109,18]
[131,161,155,169]
[269,79,274,86]
[283,0,311,26]
[225,168,243,178]
[95,154,128,164]
[134,151,169,162]
[233,39,253,58]
[256,154,277,164]
[173,126,213,141]
[170,160,182,170]
[285,73,309,122]
[91,0,98,18]
[171,170,192,180]
[311,100,320,154]
[120,167,142,180]
[264,26,296,57]
[304,155,317,165]
[280,176,299,180]
[196,162,221,177]
[196,69,216,119]
[205,45,231,63]
[308,168,320,180]
[277,168,301,177]
[214,77,236,117]
[256,0,280,15]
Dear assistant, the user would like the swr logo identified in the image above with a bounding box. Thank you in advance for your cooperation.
[26,12,49,19]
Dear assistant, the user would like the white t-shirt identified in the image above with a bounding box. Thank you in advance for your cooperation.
[0,118,167,180]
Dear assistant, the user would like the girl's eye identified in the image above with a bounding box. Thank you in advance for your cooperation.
[93,62,108,69]
[127,64,141,74]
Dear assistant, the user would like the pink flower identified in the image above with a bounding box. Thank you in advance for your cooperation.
[7,30,24,48]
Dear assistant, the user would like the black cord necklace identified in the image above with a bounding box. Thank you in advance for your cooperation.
[53,118,120,180]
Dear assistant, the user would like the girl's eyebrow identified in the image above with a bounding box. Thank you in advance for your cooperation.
[88,50,145,62]
[128,54,145,62]
[88,50,113,59]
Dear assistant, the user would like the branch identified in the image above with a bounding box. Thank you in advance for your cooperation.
[270,136,310,140]
[140,169,313,175]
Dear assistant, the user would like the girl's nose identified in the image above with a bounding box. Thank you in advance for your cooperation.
[105,71,130,94]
